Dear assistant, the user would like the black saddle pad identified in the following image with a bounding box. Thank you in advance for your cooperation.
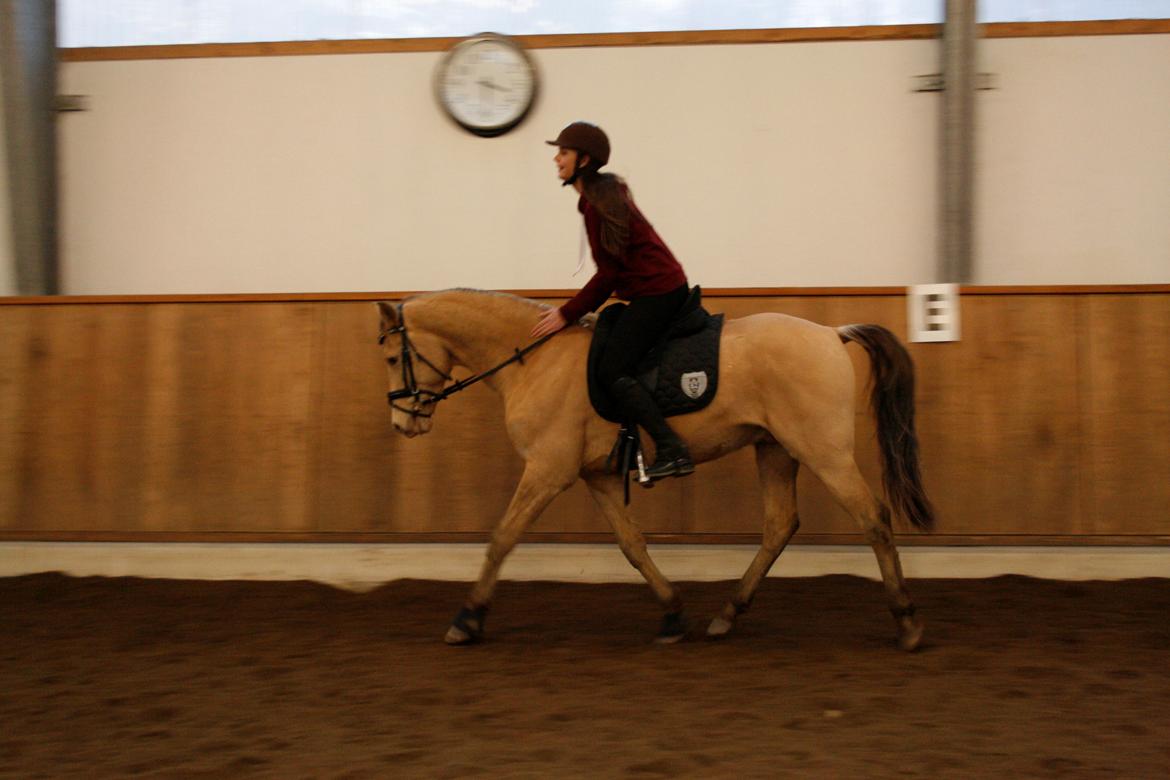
[587,292,724,423]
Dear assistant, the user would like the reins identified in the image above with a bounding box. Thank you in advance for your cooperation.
[379,302,555,418]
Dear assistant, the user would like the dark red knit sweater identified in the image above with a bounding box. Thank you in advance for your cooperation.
[558,190,688,324]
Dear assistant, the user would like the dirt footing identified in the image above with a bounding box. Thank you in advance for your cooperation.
[3,573,1168,778]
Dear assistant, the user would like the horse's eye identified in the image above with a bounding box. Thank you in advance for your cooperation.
[386,357,398,366]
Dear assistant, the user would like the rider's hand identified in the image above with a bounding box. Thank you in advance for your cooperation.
[530,308,568,339]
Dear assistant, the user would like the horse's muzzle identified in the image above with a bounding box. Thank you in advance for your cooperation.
[394,423,419,438]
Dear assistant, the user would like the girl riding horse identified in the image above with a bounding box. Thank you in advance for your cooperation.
[531,122,694,482]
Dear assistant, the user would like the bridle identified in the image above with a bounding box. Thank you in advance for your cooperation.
[379,304,451,419]
[378,303,555,420]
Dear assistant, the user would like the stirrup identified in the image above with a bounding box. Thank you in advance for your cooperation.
[635,448,653,487]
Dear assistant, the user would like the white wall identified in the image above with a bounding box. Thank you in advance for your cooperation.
[979,34,1170,284]
[57,34,1169,295]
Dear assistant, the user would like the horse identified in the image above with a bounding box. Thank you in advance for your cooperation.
[376,289,935,650]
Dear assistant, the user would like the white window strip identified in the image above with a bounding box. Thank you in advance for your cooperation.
[58,0,1170,49]
[60,0,943,48]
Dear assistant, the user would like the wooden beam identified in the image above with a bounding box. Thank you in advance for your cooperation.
[3,285,1168,306]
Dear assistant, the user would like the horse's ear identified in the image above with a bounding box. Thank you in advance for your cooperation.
[376,301,398,326]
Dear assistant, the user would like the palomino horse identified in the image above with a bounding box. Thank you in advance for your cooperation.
[377,289,935,650]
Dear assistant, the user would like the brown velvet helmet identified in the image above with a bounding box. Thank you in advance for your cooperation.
[546,121,610,167]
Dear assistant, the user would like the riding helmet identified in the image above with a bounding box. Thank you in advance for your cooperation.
[546,121,610,168]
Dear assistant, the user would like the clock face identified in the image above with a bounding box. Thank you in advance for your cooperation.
[435,34,538,137]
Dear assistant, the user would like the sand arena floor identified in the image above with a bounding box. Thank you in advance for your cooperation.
[3,573,1168,778]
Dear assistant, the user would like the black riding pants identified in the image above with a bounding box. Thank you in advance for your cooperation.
[597,283,690,391]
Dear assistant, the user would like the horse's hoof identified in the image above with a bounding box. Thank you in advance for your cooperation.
[654,611,688,644]
[444,625,476,645]
[445,604,487,646]
[897,616,925,652]
[706,615,734,638]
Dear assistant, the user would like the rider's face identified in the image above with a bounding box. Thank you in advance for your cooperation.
[554,147,582,182]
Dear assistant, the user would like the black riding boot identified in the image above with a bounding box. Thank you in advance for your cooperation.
[609,376,695,482]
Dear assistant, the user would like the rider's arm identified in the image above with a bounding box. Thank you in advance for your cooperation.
[559,266,617,324]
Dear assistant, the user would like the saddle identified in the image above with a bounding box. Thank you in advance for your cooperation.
[586,287,724,501]
[587,286,724,424]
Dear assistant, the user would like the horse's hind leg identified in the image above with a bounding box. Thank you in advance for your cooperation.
[444,466,568,645]
[585,474,687,643]
[809,454,923,651]
[707,442,800,638]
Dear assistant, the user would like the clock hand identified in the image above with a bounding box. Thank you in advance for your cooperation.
[476,78,511,93]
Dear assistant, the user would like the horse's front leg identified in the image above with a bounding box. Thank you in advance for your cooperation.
[584,473,687,643]
[444,466,569,645]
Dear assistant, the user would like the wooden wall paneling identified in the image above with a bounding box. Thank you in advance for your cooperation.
[70,305,153,530]
[911,295,1084,535]
[4,291,1167,542]
[136,303,318,532]
[0,307,28,528]
[4,304,91,530]
[2,308,113,530]
[406,383,530,532]
[0,306,39,530]
[307,300,406,533]
[0,305,155,531]
[671,447,762,536]
[1081,294,1170,534]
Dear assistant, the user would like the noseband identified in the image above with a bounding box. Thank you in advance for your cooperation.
[378,303,555,420]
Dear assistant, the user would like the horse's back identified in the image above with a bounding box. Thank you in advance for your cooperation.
[718,311,858,427]
[724,311,851,374]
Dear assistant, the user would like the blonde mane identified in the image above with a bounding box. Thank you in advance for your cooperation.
[409,288,551,313]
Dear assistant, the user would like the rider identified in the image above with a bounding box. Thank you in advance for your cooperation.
[530,121,694,482]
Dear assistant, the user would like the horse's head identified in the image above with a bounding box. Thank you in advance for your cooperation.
[377,300,453,438]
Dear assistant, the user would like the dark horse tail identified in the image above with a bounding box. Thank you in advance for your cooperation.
[837,324,936,532]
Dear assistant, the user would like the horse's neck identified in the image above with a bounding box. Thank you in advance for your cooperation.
[409,293,542,394]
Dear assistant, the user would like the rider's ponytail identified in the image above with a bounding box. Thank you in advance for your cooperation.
[580,171,631,257]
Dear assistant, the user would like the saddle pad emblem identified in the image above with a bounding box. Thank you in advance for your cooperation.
[681,371,708,400]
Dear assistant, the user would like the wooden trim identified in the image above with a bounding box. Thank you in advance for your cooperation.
[958,284,1170,295]
[58,20,1170,63]
[62,37,465,62]
[0,292,419,305]
[983,19,1170,39]
[2,285,1167,306]
[0,288,905,305]
[3,531,1168,546]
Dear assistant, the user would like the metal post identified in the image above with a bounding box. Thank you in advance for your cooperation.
[1,0,59,295]
[940,0,976,284]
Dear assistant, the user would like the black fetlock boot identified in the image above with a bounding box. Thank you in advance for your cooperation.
[609,376,695,483]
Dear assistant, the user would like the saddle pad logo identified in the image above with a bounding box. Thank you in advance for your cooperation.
[681,371,708,400]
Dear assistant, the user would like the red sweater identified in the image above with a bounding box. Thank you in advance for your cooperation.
[558,190,688,324]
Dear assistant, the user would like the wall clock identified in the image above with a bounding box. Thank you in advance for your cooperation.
[434,33,538,138]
